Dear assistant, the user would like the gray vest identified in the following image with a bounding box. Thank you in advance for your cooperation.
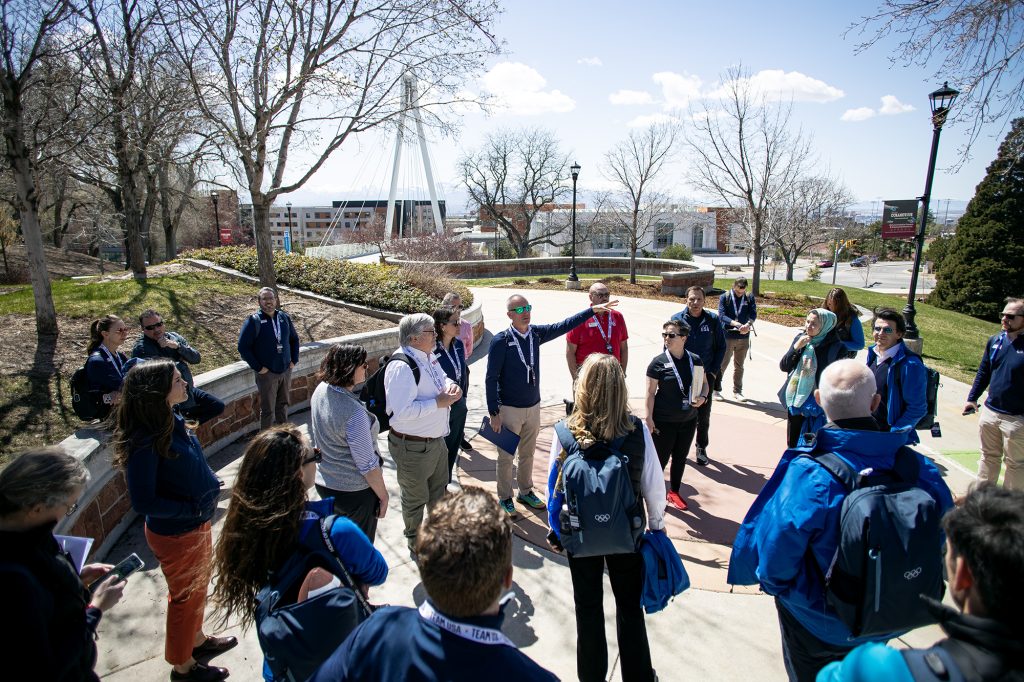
[310,382,381,492]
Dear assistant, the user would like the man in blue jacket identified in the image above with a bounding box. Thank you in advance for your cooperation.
[965,296,1024,491]
[237,287,301,429]
[864,308,927,445]
[672,286,725,465]
[717,277,756,401]
[486,293,616,517]
[729,359,953,682]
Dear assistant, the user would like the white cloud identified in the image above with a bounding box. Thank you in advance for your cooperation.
[879,95,915,115]
[609,89,654,106]
[841,107,877,122]
[479,62,575,116]
[577,57,602,67]
[653,71,703,109]
[626,112,681,128]
[708,69,844,103]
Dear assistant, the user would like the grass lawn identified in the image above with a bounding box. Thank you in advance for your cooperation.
[715,279,998,385]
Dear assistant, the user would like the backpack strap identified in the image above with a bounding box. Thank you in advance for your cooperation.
[553,420,576,454]
[390,351,421,385]
[316,515,374,617]
[807,451,859,491]
[901,647,966,682]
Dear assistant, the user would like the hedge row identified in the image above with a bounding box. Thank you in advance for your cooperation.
[185,247,473,314]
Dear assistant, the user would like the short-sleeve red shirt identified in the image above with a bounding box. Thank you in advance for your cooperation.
[566,310,628,365]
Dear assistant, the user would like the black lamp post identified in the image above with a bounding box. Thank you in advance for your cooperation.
[568,161,581,283]
[904,81,959,341]
[210,191,220,246]
[286,202,293,253]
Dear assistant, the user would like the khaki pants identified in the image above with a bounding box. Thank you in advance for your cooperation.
[255,368,291,429]
[978,406,1024,490]
[496,403,541,501]
[388,433,449,548]
[720,336,750,394]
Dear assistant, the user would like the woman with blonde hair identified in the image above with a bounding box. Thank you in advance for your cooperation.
[545,353,666,682]
[113,359,233,682]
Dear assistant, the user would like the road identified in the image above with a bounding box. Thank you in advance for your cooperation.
[732,259,935,294]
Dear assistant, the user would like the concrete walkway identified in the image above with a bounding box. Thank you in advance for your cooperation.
[95,286,980,681]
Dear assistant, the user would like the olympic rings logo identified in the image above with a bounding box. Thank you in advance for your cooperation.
[904,567,922,580]
[594,514,611,523]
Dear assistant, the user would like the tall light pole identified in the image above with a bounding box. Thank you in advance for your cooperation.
[210,191,220,246]
[904,81,959,344]
[567,161,581,288]
[286,201,293,254]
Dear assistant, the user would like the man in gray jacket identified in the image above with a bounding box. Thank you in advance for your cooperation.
[133,308,225,424]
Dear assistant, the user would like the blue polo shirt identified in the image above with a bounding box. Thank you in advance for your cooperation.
[968,332,1024,415]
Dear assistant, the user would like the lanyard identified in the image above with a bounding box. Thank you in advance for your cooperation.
[663,349,694,408]
[268,312,283,345]
[731,292,746,318]
[438,341,462,383]
[402,347,447,394]
[418,601,515,648]
[508,325,535,384]
[990,332,1007,363]
[99,346,124,377]
[593,313,614,353]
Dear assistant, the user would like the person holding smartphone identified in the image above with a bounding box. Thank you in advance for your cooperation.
[0,447,127,681]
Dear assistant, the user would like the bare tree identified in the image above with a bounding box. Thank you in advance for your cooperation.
[602,122,679,283]
[0,0,90,345]
[851,1,1024,163]
[687,65,813,296]
[460,127,572,257]
[766,174,855,280]
[162,0,500,291]
[343,213,393,263]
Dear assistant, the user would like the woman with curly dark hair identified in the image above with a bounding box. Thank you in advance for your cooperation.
[824,287,864,358]
[212,426,388,681]
[113,359,234,682]
[310,343,388,542]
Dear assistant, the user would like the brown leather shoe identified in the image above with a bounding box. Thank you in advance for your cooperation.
[169,662,229,681]
[191,635,238,659]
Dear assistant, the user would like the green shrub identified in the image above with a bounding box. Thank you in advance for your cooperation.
[184,247,472,313]
[806,265,822,282]
[512,278,530,285]
[659,244,693,261]
[537,276,557,284]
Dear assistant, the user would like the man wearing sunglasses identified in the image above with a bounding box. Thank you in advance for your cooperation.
[965,297,1024,490]
[486,293,618,517]
[133,309,225,424]
[864,308,927,445]
[566,282,629,381]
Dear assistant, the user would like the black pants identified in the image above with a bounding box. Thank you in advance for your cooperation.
[177,387,225,425]
[315,484,381,543]
[568,551,654,682]
[786,413,806,448]
[652,417,698,492]
[696,387,713,449]
[443,397,468,481]
[775,599,854,682]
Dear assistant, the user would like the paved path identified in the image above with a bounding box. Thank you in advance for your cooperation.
[96,286,980,681]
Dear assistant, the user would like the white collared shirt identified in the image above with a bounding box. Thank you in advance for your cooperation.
[874,342,901,366]
[384,345,455,438]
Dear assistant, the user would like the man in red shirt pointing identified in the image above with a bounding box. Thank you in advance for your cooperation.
[566,282,629,381]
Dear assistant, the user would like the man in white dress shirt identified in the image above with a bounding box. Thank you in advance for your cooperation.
[385,313,463,550]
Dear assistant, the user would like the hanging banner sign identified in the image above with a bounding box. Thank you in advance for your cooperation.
[882,199,918,240]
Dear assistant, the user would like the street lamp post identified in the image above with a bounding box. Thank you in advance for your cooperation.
[286,202,293,254]
[904,82,959,346]
[567,162,581,289]
[210,191,220,246]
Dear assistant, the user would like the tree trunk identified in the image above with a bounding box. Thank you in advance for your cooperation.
[629,244,638,284]
[250,194,277,290]
[751,216,764,296]
[785,260,795,280]
[160,181,176,261]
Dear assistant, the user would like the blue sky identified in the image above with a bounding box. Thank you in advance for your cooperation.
[282,0,1004,213]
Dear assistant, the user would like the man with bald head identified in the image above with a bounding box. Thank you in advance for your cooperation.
[729,359,953,682]
[485,292,618,517]
[566,282,629,381]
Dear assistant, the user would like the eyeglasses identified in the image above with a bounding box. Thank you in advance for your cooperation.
[1001,313,1021,320]
[142,321,164,331]
[65,502,79,517]
[302,447,322,466]
[419,329,437,337]
[872,326,896,334]
[735,286,747,291]
[591,292,610,300]
[444,319,460,326]
[509,305,532,314]
[661,332,686,339]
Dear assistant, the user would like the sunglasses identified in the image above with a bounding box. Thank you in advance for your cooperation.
[444,319,460,326]
[872,326,896,334]
[1001,313,1021,320]
[509,305,532,314]
[302,447,322,466]
[661,332,686,339]
[591,292,610,299]
[65,501,79,517]
[143,321,165,331]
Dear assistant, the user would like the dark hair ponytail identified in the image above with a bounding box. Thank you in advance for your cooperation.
[87,315,121,354]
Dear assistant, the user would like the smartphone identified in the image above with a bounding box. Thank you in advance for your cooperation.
[89,552,144,592]
[962,406,977,416]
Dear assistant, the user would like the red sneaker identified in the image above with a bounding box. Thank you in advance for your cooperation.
[667,491,688,511]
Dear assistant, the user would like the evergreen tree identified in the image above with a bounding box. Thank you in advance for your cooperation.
[931,118,1024,320]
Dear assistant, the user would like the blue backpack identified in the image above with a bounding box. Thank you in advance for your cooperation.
[553,418,645,558]
[639,529,689,614]
[806,447,945,638]
[255,514,374,682]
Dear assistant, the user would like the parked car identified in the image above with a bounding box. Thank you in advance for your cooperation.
[850,256,868,267]
[816,259,834,267]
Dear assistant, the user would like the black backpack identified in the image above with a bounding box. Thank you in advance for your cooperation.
[895,352,941,431]
[806,447,945,638]
[70,365,106,421]
[255,515,374,682]
[358,352,419,433]
[553,418,646,558]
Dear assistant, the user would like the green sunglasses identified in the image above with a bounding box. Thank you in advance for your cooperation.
[508,305,532,314]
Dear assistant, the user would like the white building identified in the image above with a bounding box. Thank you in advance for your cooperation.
[530,206,717,257]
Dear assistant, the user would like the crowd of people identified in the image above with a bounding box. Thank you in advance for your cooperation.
[1,283,1021,681]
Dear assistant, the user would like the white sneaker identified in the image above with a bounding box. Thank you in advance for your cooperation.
[713,391,724,401]
[733,391,746,402]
